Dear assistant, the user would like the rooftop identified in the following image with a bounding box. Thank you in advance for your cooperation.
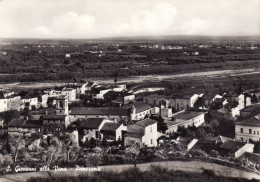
[78,118,104,129]
[123,102,152,113]
[70,107,130,116]
[8,119,42,128]
[100,122,122,131]
[235,115,260,127]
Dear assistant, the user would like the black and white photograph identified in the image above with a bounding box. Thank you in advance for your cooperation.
[0,0,260,181]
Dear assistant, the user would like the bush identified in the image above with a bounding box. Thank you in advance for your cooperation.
[209,150,219,158]
[189,149,208,158]
[85,154,101,167]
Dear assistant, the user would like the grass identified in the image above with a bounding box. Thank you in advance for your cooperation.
[27,165,254,182]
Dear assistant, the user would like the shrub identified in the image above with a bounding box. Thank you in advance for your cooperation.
[189,149,208,158]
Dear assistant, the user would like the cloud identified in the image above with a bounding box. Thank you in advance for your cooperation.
[179,17,210,35]
[34,11,96,38]
[115,3,178,35]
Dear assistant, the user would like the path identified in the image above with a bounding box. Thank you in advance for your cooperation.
[0,160,260,182]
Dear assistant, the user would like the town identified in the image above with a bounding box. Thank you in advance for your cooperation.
[0,75,260,175]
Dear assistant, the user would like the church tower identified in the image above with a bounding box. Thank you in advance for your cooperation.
[54,95,68,115]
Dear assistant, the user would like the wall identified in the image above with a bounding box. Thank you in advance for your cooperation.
[187,139,199,151]
[143,123,158,147]
[0,99,8,112]
[235,124,260,142]
[235,143,254,158]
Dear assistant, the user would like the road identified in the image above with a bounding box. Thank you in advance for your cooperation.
[0,160,260,182]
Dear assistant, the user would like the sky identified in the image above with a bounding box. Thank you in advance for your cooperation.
[0,0,259,38]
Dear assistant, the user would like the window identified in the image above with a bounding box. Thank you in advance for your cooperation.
[254,131,256,135]
[258,131,259,135]
[240,128,243,133]
[249,129,252,134]
[241,137,243,142]
[151,139,153,144]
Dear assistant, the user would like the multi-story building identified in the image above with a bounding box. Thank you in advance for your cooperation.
[124,118,158,147]
[165,111,205,133]
[235,114,260,142]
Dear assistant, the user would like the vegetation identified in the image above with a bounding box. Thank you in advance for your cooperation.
[26,165,254,182]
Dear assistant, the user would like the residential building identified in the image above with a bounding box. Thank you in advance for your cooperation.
[21,96,38,110]
[165,111,205,133]
[235,114,260,142]
[173,94,202,111]
[69,107,130,122]
[100,122,127,141]
[8,119,42,136]
[123,102,155,121]
[61,88,76,101]
[124,118,158,147]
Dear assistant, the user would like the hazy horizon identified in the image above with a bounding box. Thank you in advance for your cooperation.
[0,0,259,39]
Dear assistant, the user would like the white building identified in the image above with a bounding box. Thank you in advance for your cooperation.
[124,118,158,147]
[173,94,202,111]
[165,111,205,133]
[61,88,76,101]
[235,114,260,142]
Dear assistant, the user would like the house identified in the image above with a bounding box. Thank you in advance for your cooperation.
[219,140,254,158]
[165,111,205,134]
[235,114,260,142]
[173,94,202,111]
[91,87,112,100]
[123,102,155,121]
[175,136,199,151]
[61,88,76,101]
[0,91,21,112]
[69,107,130,122]
[124,118,158,147]
[201,93,222,108]
[103,91,135,104]
[21,95,38,110]
[100,122,127,141]
[42,115,70,134]
[240,104,260,118]
[143,94,173,108]
[8,118,42,137]
[69,118,114,143]
[37,93,48,108]
[211,97,228,109]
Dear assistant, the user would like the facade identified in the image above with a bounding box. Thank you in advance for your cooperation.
[61,88,76,101]
[69,107,130,122]
[235,115,260,142]
[123,102,154,121]
[165,111,205,133]
[100,122,127,141]
[21,97,38,110]
[8,119,42,136]
[173,94,201,111]
[124,118,158,147]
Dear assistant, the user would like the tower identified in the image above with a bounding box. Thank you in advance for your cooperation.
[54,95,68,115]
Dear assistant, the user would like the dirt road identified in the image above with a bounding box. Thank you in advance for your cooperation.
[0,160,259,182]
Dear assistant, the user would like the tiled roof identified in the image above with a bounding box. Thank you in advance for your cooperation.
[135,118,157,127]
[240,104,260,112]
[173,111,204,121]
[70,107,130,116]
[42,115,66,120]
[100,123,121,131]
[62,88,74,91]
[235,116,260,127]
[124,133,143,138]
[78,118,103,129]
[202,93,216,100]
[8,119,42,128]
[220,140,244,152]
[123,102,152,113]
[127,118,157,135]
